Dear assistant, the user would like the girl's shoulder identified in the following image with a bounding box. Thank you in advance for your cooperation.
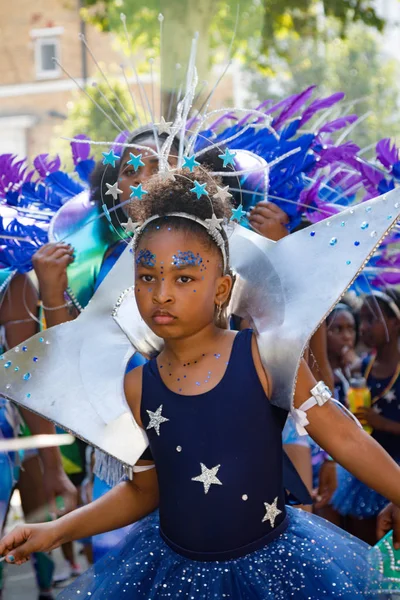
[248,331,271,399]
[124,364,144,426]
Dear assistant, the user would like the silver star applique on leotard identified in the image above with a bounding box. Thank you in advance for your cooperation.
[146,405,169,436]
[192,463,223,494]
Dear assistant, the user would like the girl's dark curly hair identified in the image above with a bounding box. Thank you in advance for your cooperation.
[128,166,233,273]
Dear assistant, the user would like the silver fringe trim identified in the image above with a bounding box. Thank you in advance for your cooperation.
[93,448,133,487]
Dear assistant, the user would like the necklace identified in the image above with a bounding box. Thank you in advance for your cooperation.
[158,351,224,392]
[364,355,400,405]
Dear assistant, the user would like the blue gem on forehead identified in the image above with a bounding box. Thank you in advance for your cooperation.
[102,149,120,167]
[135,249,156,267]
[127,153,145,171]
[172,251,203,267]
[182,155,200,172]
[129,183,148,200]
[191,181,208,199]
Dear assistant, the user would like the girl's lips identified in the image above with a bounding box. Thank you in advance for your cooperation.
[152,314,175,325]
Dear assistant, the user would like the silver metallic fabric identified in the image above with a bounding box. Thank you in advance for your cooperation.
[0,188,399,468]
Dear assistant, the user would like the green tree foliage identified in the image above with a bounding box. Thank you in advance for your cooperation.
[53,80,139,165]
[246,20,400,149]
[81,0,384,76]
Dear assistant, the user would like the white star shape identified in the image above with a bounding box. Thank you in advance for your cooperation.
[373,406,382,414]
[158,169,176,182]
[192,463,222,494]
[105,181,122,201]
[205,213,223,232]
[262,497,282,528]
[157,117,173,135]
[122,217,141,235]
[146,405,169,436]
[384,390,396,403]
[213,185,232,203]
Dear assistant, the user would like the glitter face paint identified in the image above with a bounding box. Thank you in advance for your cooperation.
[135,249,156,267]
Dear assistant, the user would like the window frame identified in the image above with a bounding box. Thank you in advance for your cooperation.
[33,35,61,80]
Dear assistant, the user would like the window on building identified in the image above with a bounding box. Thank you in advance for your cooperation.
[31,27,63,80]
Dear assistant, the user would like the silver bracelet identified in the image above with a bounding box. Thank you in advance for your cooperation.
[40,300,73,311]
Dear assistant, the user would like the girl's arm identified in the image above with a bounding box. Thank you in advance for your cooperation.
[295,360,400,507]
[0,366,158,564]
[356,407,400,435]
[0,467,159,564]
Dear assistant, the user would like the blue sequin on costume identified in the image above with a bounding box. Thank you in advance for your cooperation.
[60,331,392,598]
[332,356,400,518]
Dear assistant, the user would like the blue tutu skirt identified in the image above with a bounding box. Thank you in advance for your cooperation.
[58,507,393,599]
[332,465,391,518]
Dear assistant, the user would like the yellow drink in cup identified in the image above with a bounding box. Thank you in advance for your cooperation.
[347,377,372,434]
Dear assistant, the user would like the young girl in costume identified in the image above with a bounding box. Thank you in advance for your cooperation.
[1,168,400,599]
[332,289,400,545]
[326,302,359,406]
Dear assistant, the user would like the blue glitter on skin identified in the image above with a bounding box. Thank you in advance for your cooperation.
[172,251,203,267]
[135,249,156,267]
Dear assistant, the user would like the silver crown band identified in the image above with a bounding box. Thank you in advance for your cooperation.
[132,212,228,273]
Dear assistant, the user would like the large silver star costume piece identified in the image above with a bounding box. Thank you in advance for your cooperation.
[192,463,223,494]
[0,189,400,469]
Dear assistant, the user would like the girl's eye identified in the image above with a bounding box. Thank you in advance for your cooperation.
[140,275,155,283]
[177,276,193,284]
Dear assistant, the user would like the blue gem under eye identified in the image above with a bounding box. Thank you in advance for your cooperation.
[354,241,360,246]
[329,237,337,246]
[361,221,369,230]
[310,231,315,237]
[23,373,31,381]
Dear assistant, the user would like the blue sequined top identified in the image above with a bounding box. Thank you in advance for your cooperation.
[362,356,400,460]
[141,329,288,561]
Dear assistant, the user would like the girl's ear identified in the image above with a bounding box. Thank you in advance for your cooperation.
[215,274,233,307]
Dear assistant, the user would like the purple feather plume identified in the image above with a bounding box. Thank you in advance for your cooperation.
[272,86,316,130]
[70,134,93,165]
[33,154,61,178]
[376,138,399,171]
[300,92,345,126]
[319,114,358,134]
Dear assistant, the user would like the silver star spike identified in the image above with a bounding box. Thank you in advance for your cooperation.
[105,181,122,201]
[213,185,233,203]
[146,405,169,436]
[262,497,282,527]
[122,217,141,235]
[157,117,173,135]
[192,463,222,494]
[205,213,223,232]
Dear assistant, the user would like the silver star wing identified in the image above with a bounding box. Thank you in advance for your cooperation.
[229,187,400,410]
[0,241,161,468]
[0,189,399,465]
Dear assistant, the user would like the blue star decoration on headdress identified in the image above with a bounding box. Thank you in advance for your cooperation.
[183,155,200,173]
[102,150,120,167]
[218,149,237,168]
[129,184,148,200]
[230,204,246,223]
[127,153,145,172]
[190,181,209,199]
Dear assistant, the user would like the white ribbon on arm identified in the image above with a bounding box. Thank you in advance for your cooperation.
[291,380,363,436]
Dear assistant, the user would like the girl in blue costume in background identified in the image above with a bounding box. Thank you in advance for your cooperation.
[332,288,400,545]
[2,167,400,599]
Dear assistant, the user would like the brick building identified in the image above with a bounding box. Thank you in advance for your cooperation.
[0,0,236,161]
